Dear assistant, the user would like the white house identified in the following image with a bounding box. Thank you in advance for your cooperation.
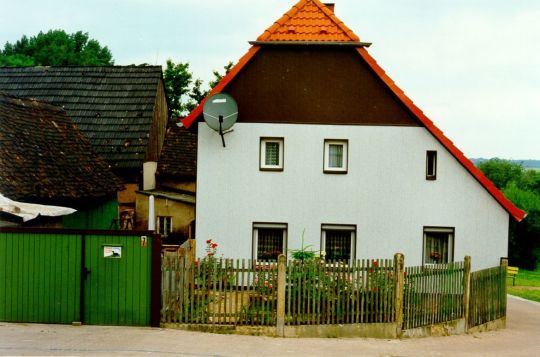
[181,0,525,270]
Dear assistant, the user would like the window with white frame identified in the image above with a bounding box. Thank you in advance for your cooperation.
[260,137,284,171]
[423,227,454,265]
[324,139,348,173]
[426,151,437,180]
[321,224,356,263]
[253,223,287,261]
[157,216,173,237]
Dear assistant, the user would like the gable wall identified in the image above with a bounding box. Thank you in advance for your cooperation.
[196,122,509,270]
[224,46,420,126]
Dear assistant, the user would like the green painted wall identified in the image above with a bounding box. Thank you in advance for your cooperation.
[63,199,118,230]
[0,232,81,324]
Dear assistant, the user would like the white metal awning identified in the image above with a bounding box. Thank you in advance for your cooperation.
[0,193,76,222]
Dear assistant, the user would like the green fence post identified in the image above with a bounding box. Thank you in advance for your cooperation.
[276,254,286,337]
[394,253,404,337]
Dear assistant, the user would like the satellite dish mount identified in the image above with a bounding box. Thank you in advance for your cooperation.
[203,93,238,147]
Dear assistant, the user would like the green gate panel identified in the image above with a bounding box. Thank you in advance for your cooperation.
[83,234,152,326]
[0,232,81,324]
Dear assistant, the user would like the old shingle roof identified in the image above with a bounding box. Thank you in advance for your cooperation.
[0,92,122,204]
[0,66,163,169]
[157,126,197,178]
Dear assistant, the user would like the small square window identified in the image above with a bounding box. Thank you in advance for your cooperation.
[324,139,348,173]
[157,216,173,237]
[423,227,454,265]
[321,224,356,263]
[253,223,287,261]
[426,151,437,180]
[260,138,284,171]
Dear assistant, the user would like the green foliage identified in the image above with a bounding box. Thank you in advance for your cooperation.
[0,30,113,66]
[478,158,540,269]
[289,230,317,261]
[164,60,233,118]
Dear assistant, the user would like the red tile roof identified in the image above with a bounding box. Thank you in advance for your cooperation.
[257,0,360,42]
[181,1,526,221]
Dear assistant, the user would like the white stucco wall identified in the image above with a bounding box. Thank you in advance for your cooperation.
[196,122,509,270]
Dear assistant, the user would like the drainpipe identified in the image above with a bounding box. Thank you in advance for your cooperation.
[148,195,155,231]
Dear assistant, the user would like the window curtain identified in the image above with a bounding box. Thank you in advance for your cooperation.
[424,232,449,263]
[265,142,280,166]
[328,144,343,168]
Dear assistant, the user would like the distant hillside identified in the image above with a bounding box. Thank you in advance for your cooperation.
[471,158,540,169]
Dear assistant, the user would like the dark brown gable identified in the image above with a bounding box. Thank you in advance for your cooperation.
[224,46,420,126]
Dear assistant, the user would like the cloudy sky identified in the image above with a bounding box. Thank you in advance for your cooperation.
[2,0,539,159]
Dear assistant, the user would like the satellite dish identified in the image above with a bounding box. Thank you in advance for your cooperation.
[203,93,238,147]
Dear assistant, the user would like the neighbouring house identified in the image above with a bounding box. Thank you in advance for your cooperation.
[180,0,526,270]
[0,92,122,228]
[0,66,168,225]
[135,125,197,243]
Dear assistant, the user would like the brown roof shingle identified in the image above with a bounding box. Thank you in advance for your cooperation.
[157,126,197,178]
[0,66,164,169]
[0,92,122,205]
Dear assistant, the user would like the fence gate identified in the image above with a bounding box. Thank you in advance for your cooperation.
[0,228,160,326]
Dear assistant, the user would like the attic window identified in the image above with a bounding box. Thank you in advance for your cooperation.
[287,26,296,34]
[324,139,348,174]
[320,26,328,34]
[426,151,437,180]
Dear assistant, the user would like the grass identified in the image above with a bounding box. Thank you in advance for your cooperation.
[507,267,540,302]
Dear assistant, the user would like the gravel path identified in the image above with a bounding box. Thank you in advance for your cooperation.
[0,295,538,356]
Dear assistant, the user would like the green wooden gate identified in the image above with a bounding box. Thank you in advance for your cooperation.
[0,228,161,326]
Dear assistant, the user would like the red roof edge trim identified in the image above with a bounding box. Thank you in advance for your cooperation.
[355,47,526,221]
[181,46,261,129]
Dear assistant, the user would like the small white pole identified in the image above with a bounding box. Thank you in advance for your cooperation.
[148,195,155,231]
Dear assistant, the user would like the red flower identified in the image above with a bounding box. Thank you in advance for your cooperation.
[206,239,212,244]
[372,260,378,268]
[194,260,199,267]
[212,243,218,248]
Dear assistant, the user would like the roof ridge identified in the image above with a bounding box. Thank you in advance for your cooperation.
[257,0,360,43]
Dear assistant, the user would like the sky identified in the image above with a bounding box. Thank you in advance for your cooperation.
[1,0,539,159]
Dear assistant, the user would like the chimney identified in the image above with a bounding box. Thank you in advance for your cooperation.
[324,3,335,13]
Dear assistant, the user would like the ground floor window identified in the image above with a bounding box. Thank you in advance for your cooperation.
[423,227,454,264]
[253,223,287,261]
[321,224,356,263]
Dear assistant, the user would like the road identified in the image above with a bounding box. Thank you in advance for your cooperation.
[0,296,538,356]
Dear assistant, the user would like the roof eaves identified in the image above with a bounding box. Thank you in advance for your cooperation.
[181,46,261,129]
[355,47,526,221]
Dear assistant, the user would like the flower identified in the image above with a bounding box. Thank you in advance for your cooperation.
[372,260,378,268]
[206,239,212,244]
[212,243,218,249]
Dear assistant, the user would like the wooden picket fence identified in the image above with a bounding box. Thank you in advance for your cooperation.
[285,259,395,325]
[161,252,508,335]
[402,262,465,329]
[468,265,506,328]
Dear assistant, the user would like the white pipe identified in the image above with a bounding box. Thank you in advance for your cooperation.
[148,195,155,231]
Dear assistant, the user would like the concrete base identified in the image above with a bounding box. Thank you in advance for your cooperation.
[401,318,466,338]
[467,317,506,334]
[162,323,397,338]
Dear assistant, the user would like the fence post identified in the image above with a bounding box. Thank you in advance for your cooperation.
[394,253,404,337]
[463,255,471,332]
[500,257,508,316]
[276,254,286,337]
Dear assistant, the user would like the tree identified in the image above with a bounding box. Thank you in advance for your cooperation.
[0,30,113,66]
[478,158,540,269]
[164,60,233,118]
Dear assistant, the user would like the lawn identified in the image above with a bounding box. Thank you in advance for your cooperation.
[507,267,540,302]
